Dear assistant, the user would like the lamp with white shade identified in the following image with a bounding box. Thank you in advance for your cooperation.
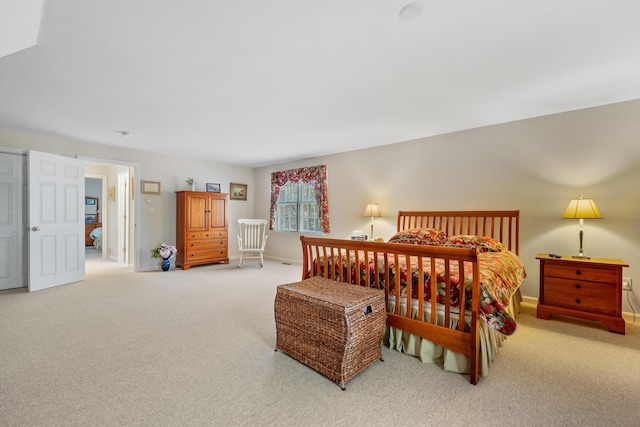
[562,195,602,259]
[362,202,381,241]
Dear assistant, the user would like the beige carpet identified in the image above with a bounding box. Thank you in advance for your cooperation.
[1,252,639,426]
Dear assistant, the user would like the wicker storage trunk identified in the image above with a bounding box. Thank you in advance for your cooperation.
[274,276,386,389]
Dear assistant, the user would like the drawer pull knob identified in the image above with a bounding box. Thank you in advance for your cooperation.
[575,284,581,289]
[575,270,581,275]
[575,299,581,304]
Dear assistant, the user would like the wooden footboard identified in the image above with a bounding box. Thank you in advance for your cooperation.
[300,209,520,384]
[300,236,482,384]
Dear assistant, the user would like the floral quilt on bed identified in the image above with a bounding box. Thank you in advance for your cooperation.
[313,249,525,336]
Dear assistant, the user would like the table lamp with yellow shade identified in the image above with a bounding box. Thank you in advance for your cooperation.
[562,195,602,259]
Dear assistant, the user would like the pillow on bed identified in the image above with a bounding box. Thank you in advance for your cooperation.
[443,235,506,252]
[388,228,447,246]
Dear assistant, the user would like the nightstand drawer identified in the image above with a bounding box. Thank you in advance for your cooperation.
[545,264,616,284]
[544,277,616,315]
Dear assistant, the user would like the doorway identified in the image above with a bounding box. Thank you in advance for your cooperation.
[0,151,26,290]
[85,174,105,259]
[0,149,141,291]
[83,156,140,274]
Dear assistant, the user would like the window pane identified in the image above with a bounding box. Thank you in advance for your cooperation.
[277,203,298,231]
[274,178,322,232]
[280,181,298,202]
[301,181,316,201]
[300,202,319,232]
[275,182,297,231]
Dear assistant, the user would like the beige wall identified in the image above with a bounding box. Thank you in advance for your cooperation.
[0,129,255,271]
[255,99,640,312]
[2,99,639,312]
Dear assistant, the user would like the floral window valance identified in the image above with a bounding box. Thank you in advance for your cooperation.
[270,165,330,233]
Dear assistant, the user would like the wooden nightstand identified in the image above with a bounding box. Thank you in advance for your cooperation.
[536,254,628,334]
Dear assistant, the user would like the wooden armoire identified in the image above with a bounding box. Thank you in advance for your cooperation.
[175,191,229,270]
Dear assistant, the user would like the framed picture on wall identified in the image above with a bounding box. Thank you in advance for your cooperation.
[230,183,247,200]
[206,183,221,193]
[141,180,161,195]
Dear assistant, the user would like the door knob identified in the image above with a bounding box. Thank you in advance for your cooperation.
[32,226,41,231]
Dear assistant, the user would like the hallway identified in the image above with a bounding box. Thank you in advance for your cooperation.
[85,247,131,277]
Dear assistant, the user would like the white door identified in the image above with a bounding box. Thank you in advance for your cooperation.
[29,150,85,292]
[0,152,24,290]
[117,171,129,263]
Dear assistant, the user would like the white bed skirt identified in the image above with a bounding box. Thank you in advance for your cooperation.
[383,289,521,377]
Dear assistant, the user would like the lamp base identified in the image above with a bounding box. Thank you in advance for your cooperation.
[573,230,590,259]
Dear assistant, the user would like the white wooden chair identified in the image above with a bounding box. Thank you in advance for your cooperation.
[237,219,268,267]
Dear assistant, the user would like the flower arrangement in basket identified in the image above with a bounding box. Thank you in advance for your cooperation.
[151,243,178,260]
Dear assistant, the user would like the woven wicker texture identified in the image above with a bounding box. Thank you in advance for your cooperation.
[274,276,386,389]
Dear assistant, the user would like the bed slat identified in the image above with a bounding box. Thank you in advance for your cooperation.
[397,210,519,255]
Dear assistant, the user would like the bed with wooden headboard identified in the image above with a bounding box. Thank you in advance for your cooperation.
[300,210,525,384]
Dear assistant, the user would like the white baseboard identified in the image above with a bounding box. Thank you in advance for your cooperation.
[521,295,538,307]
[263,256,302,266]
[520,295,639,323]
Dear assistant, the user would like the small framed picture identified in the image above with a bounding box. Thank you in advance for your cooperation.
[141,180,161,195]
[206,183,221,193]
[230,183,247,200]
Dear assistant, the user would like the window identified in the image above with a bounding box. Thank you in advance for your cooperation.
[275,181,320,232]
[270,165,330,233]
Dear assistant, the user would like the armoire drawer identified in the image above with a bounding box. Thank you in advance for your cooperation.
[186,248,228,261]
[202,231,227,240]
[186,239,227,250]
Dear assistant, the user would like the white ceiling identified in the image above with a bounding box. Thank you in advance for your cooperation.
[1,1,640,168]
[0,0,43,57]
